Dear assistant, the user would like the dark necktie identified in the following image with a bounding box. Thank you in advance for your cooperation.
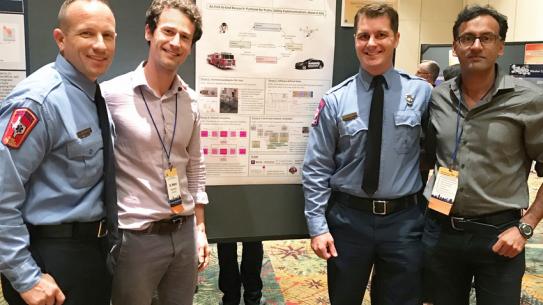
[362,75,385,196]
[94,85,119,254]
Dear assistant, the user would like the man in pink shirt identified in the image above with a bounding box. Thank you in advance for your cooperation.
[101,1,209,304]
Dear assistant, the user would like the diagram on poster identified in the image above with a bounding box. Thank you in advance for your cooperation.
[196,0,336,185]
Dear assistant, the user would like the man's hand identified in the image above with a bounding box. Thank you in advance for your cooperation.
[491,226,527,258]
[20,273,65,305]
[196,228,210,271]
[310,232,338,260]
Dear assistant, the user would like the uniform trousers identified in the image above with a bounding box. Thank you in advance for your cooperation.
[423,216,525,305]
[112,215,197,305]
[217,241,264,305]
[326,198,425,305]
[1,234,111,305]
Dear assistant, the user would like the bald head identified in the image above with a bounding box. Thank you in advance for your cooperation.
[58,0,111,31]
[416,60,440,86]
[53,0,116,81]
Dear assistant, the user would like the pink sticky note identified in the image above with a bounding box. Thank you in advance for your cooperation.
[240,131,247,137]
[220,148,228,155]
[201,130,209,137]
[220,131,228,137]
[239,148,247,155]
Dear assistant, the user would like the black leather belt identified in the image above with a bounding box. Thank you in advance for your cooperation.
[28,219,108,239]
[131,215,190,234]
[428,209,521,233]
[331,191,418,215]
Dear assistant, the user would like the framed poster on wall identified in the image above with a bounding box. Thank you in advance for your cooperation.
[341,0,396,27]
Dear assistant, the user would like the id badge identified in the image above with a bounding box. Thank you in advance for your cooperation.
[164,166,184,214]
[428,167,459,215]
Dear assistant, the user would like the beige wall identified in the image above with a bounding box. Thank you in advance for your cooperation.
[395,0,542,73]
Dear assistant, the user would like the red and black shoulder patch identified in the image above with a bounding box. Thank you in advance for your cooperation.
[311,99,326,127]
[2,108,39,149]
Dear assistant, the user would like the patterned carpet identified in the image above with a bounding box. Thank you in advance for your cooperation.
[2,175,543,305]
[1,237,542,305]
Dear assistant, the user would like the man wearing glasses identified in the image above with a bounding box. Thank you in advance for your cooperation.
[423,5,543,305]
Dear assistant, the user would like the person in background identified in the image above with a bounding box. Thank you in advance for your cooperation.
[416,60,441,86]
[217,241,265,305]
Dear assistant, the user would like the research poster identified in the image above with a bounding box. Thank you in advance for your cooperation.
[196,0,336,185]
[0,0,26,101]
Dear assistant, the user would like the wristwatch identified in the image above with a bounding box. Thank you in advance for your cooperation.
[517,222,534,239]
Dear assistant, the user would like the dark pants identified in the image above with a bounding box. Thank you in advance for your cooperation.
[218,241,264,305]
[423,216,525,305]
[326,199,425,305]
[1,235,111,305]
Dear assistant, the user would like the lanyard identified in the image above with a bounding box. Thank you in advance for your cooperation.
[139,87,178,168]
[450,94,463,169]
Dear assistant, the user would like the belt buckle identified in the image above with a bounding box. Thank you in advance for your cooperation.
[97,219,108,238]
[372,200,388,215]
[450,217,464,231]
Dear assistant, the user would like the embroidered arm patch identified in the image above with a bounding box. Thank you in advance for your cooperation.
[2,108,39,149]
[311,99,326,127]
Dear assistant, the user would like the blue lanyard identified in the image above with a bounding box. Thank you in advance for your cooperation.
[139,87,178,168]
[450,95,463,168]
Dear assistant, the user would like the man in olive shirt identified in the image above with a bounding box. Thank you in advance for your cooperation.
[423,5,543,305]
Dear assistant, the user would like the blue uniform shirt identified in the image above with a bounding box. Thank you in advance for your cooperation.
[302,67,431,237]
[0,54,106,292]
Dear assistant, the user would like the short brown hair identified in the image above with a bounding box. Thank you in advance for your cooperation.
[145,0,203,46]
[353,3,398,33]
[58,0,111,30]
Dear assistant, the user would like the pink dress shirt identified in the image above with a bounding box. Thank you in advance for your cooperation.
[101,63,208,230]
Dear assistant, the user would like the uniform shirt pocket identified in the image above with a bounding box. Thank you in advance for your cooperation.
[66,133,104,188]
[338,118,368,158]
[394,110,421,154]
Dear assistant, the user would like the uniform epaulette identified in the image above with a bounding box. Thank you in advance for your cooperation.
[325,74,358,95]
[397,69,423,81]
[11,63,62,105]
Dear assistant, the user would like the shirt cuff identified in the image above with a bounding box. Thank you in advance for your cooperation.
[193,191,209,205]
[3,257,41,293]
[306,216,329,237]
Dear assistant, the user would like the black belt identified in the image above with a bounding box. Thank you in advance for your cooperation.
[428,209,521,233]
[130,215,190,235]
[331,191,418,215]
[28,219,108,239]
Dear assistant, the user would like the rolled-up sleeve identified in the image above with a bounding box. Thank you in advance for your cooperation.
[523,94,543,163]
[186,104,208,205]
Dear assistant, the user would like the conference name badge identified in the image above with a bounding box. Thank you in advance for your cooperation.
[428,167,459,215]
[164,166,184,214]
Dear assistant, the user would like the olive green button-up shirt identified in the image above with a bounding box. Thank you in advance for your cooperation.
[424,66,543,217]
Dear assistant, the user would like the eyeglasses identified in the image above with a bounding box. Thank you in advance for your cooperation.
[456,33,501,47]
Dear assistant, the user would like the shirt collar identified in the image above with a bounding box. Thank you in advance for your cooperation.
[131,61,187,99]
[55,54,96,101]
[450,64,514,101]
[357,66,394,91]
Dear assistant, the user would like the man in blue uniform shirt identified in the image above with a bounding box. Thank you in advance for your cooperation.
[302,3,431,305]
[0,1,117,305]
